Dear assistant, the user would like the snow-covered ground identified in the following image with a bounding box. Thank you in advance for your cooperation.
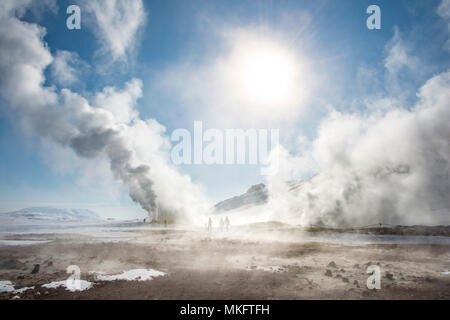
[93,269,166,282]
[1,206,450,247]
[42,280,93,292]
[0,281,34,294]
[0,240,53,246]
[0,218,144,242]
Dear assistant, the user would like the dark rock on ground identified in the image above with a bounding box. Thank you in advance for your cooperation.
[327,261,337,268]
[31,264,40,274]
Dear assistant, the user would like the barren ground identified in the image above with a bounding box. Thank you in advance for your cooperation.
[1,224,449,299]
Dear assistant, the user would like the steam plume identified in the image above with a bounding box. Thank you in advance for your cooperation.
[0,1,207,222]
[265,70,450,226]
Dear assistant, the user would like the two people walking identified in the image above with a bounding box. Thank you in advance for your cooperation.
[208,216,230,233]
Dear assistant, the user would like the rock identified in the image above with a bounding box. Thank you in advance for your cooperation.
[353,264,360,268]
[31,264,40,274]
[47,261,53,267]
[336,274,342,278]
[340,268,346,273]
[16,275,24,280]
[325,269,333,277]
[385,272,394,280]
[353,280,359,286]
[342,277,349,283]
[327,261,337,268]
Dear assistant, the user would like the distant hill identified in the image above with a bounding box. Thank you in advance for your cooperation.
[213,180,309,213]
[213,183,269,212]
[0,207,101,221]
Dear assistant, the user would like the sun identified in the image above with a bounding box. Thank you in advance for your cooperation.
[229,38,301,108]
[218,31,312,121]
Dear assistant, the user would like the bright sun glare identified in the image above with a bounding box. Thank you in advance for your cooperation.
[232,40,300,107]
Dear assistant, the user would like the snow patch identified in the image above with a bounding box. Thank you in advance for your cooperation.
[13,286,35,294]
[95,269,165,281]
[245,266,287,273]
[42,280,93,292]
[0,281,15,293]
[442,271,450,275]
[0,280,35,294]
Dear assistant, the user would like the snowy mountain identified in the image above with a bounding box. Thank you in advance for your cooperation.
[213,180,308,213]
[214,183,269,212]
[0,207,101,221]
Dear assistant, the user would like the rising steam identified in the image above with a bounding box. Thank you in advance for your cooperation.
[0,1,209,222]
[263,70,450,227]
[0,1,448,228]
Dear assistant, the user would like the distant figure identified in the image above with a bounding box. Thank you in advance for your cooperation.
[219,218,224,232]
[224,216,230,232]
[207,217,212,233]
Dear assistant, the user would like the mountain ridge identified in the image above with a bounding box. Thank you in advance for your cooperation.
[0,206,101,221]
[213,183,269,213]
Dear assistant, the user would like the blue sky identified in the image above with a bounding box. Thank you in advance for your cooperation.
[0,0,449,219]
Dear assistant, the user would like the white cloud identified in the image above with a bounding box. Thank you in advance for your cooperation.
[384,27,420,75]
[0,0,57,19]
[438,0,450,52]
[50,50,86,86]
[81,0,146,60]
